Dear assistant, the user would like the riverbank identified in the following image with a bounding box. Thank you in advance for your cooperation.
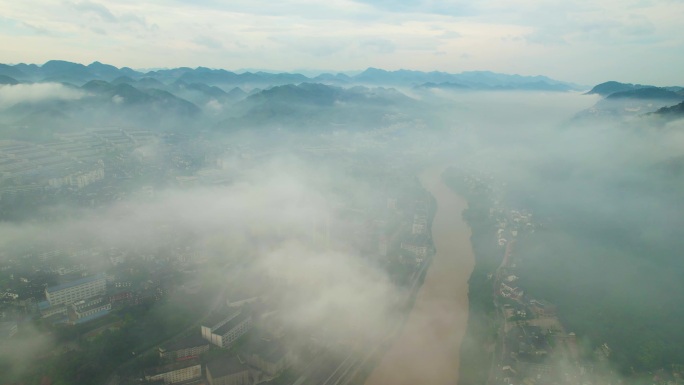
[364,166,475,385]
[442,168,502,385]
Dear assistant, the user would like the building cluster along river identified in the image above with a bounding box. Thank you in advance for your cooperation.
[365,166,476,385]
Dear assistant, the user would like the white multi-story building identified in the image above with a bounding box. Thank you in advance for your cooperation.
[45,274,106,306]
[412,214,428,235]
[400,241,428,258]
[201,309,252,348]
[48,166,104,189]
[68,296,111,324]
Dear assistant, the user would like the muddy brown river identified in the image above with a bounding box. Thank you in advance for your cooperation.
[364,166,475,385]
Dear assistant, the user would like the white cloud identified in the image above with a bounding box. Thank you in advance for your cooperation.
[0,0,682,84]
[360,38,396,54]
[72,1,118,23]
[0,83,84,108]
[192,35,224,50]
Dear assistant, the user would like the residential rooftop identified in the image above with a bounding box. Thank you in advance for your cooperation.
[144,358,200,376]
[161,334,209,352]
[206,354,249,378]
[214,312,250,336]
[203,307,242,330]
[46,273,106,294]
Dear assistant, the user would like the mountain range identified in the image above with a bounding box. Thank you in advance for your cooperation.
[587,81,684,99]
[575,81,684,121]
[654,101,684,118]
[2,61,683,142]
[0,60,582,91]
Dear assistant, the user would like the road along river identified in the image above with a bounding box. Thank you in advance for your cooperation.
[364,166,475,385]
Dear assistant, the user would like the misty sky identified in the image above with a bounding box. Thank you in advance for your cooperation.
[0,0,683,86]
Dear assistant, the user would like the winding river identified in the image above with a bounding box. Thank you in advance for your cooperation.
[364,166,475,385]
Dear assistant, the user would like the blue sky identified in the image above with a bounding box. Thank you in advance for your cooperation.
[0,0,682,85]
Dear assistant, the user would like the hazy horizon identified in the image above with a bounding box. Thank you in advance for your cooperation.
[1,0,683,86]
[0,59,592,87]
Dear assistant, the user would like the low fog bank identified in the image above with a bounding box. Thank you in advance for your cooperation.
[2,86,684,383]
[0,83,84,107]
[0,154,411,382]
[0,323,54,380]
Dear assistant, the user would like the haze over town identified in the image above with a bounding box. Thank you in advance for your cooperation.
[2,2,684,385]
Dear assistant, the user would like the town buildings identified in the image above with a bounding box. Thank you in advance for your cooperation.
[45,274,106,307]
[201,308,252,348]
[67,296,111,325]
[411,214,427,234]
[400,239,429,258]
[159,334,211,360]
[205,355,251,385]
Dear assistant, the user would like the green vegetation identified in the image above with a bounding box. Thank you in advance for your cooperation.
[513,226,684,372]
[494,157,684,374]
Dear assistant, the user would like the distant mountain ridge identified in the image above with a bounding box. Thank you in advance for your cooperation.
[574,81,684,122]
[0,74,19,85]
[0,77,204,140]
[586,81,650,96]
[587,81,684,98]
[606,87,684,101]
[654,101,684,118]
[0,60,580,91]
[225,82,416,131]
[80,80,201,115]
